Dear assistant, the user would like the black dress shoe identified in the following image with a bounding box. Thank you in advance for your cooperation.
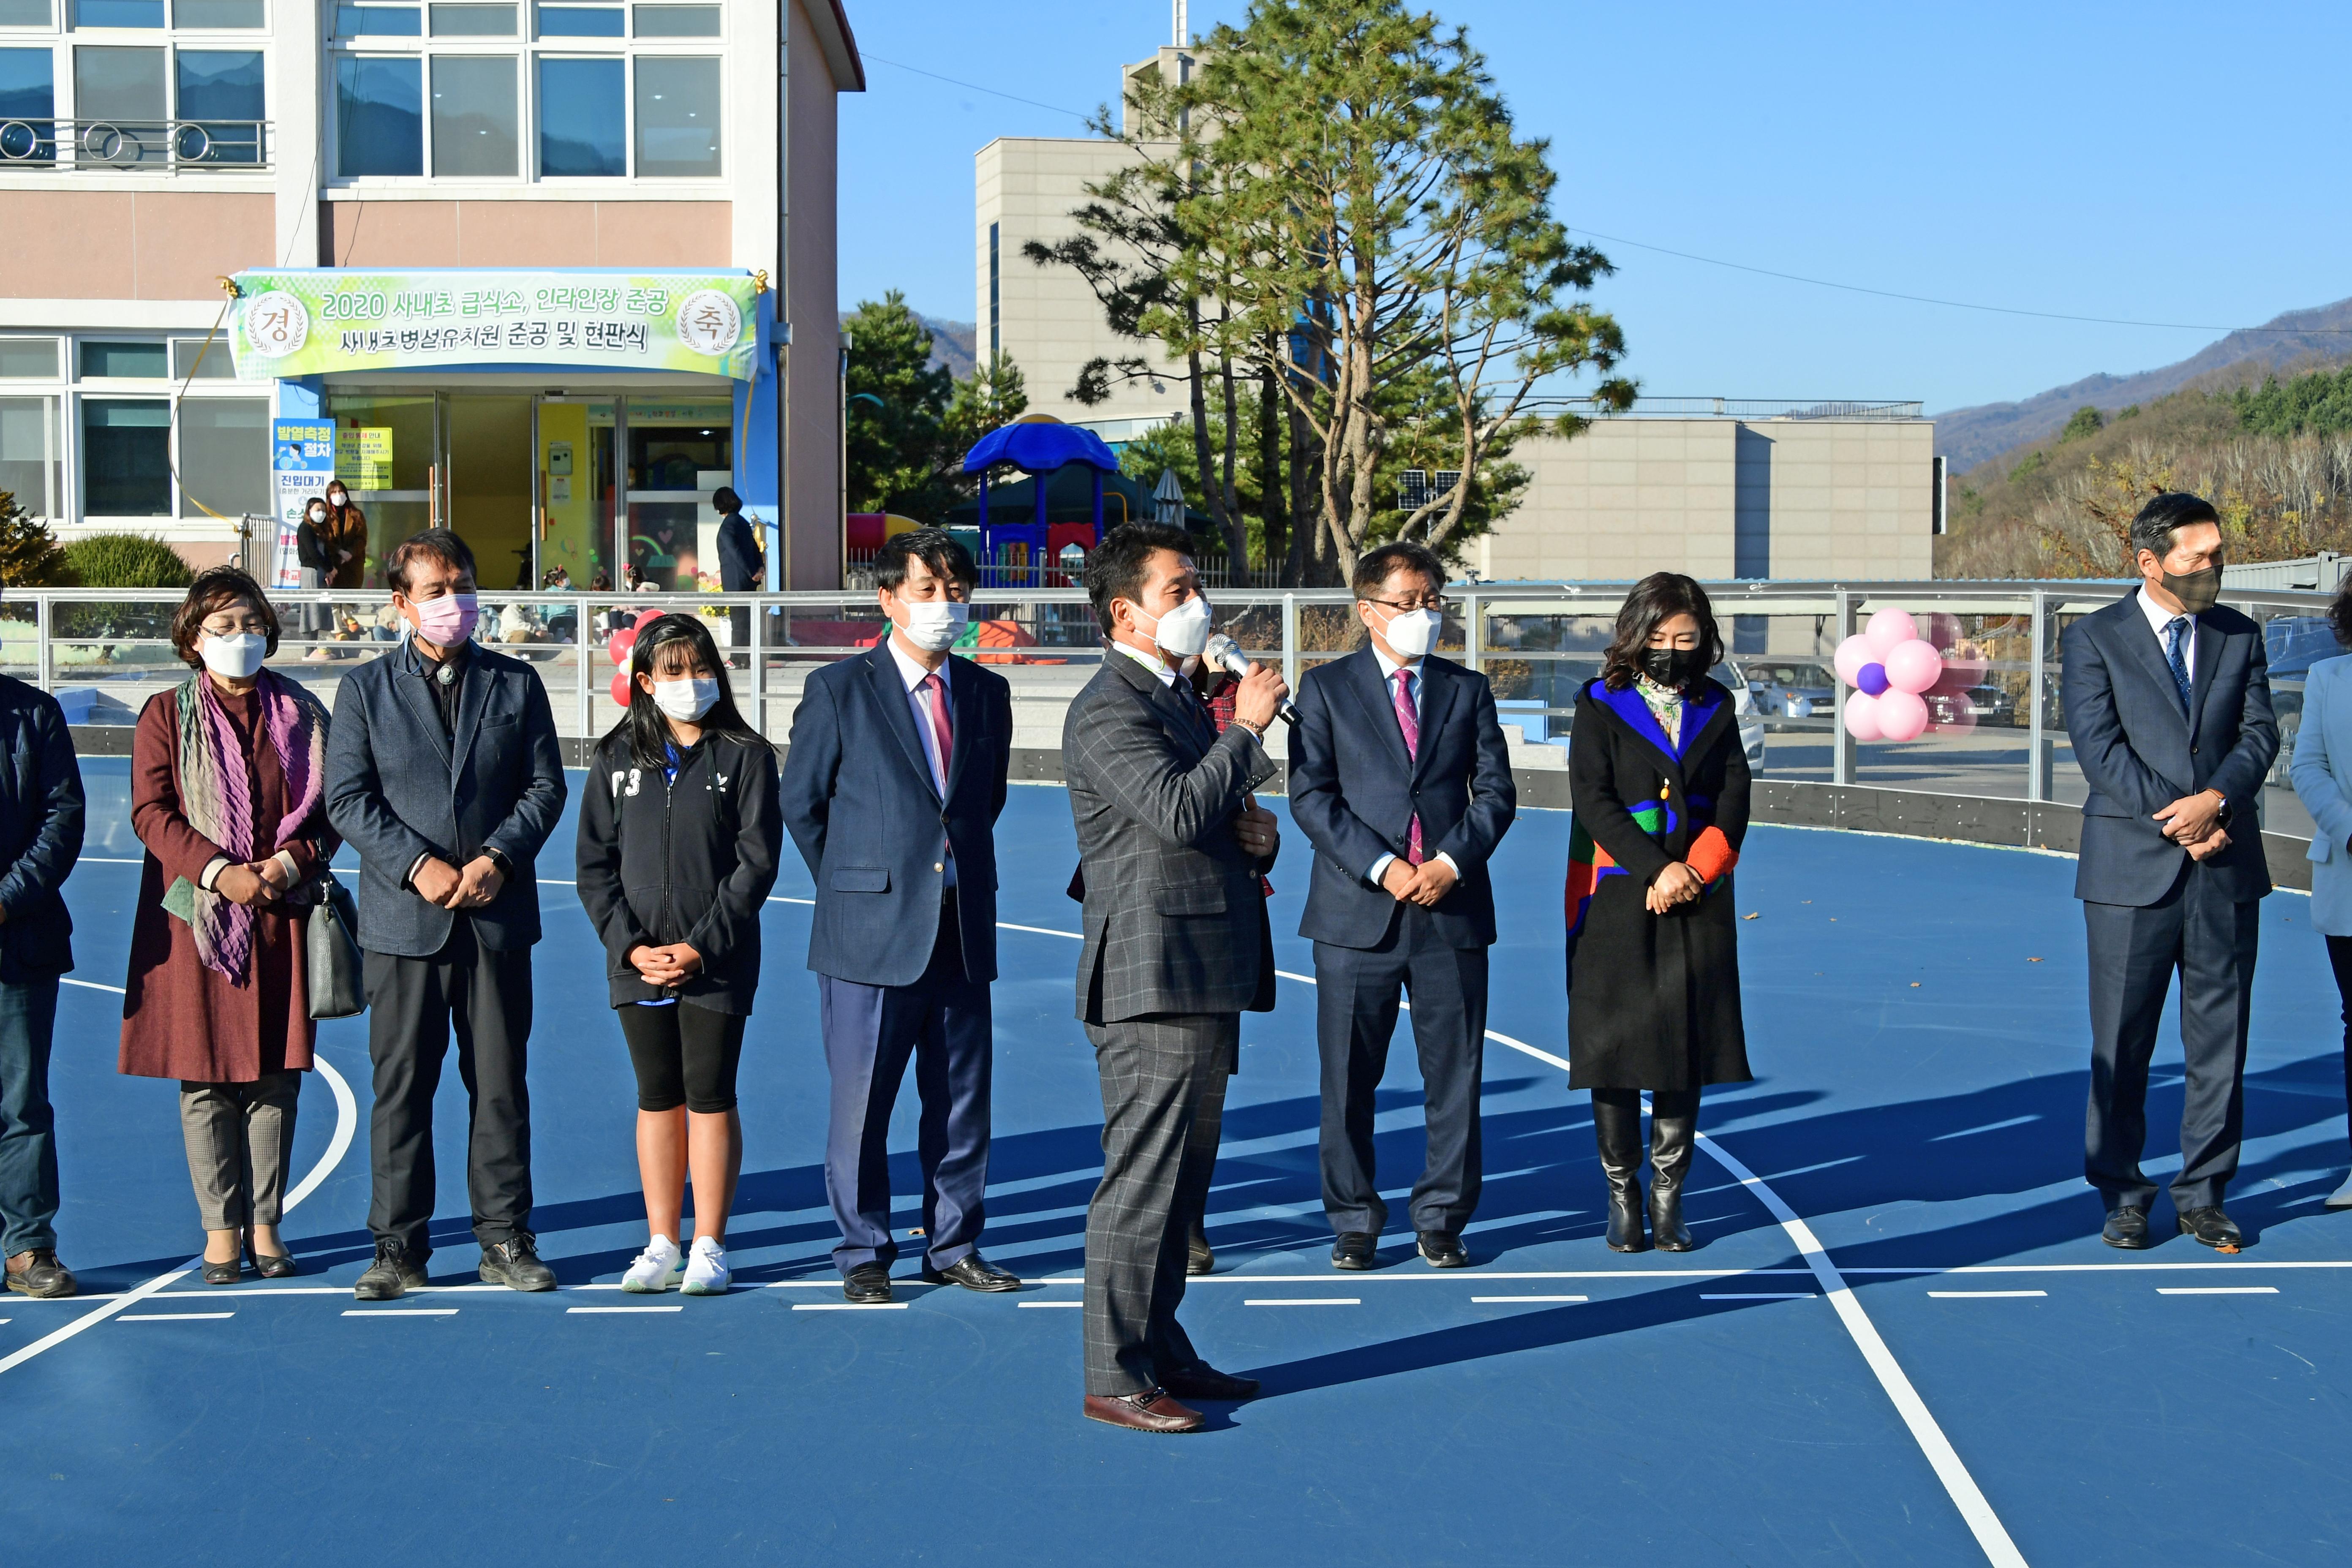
[1160,1361,1260,1401]
[1083,1388,1203,1433]
[201,1256,242,1285]
[843,1262,893,1303]
[1417,1230,1469,1269]
[479,1233,557,1291]
[1331,1231,1377,1270]
[4,1249,76,1299]
[2178,1206,2244,1252]
[2101,1207,2153,1250]
[352,1239,427,1301]
[921,1254,1021,1291]
[251,1250,298,1279]
[1187,1220,1215,1276]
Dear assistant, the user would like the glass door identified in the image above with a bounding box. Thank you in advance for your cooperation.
[536,396,617,591]
[447,394,535,590]
[622,395,732,591]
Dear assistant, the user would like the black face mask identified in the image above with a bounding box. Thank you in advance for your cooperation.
[2162,565,2222,615]
[1639,645,1702,689]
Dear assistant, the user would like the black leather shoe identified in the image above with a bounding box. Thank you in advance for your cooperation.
[843,1262,893,1304]
[352,1239,427,1301]
[4,1249,75,1299]
[921,1253,1021,1291]
[251,1250,298,1279]
[1331,1231,1377,1270]
[479,1233,557,1291]
[1160,1361,1260,1401]
[1187,1218,1215,1276]
[2178,1206,2244,1252]
[1417,1230,1469,1269]
[201,1257,242,1285]
[2100,1207,2153,1250]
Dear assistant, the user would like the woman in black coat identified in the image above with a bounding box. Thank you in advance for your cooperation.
[577,614,781,1296]
[1565,573,1751,1253]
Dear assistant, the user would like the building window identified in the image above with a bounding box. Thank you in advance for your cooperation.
[82,398,171,517]
[632,5,715,36]
[536,2,620,36]
[337,54,421,175]
[988,222,1000,357]
[337,4,420,35]
[428,2,512,33]
[430,52,515,176]
[172,0,264,25]
[0,398,59,520]
[170,337,231,380]
[176,397,267,519]
[632,54,713,177]
[73,0,164,26]
[80,339,168,379]
[0,49,50,167]
[0,0,53,25]
[74,45,167,166]
[176,48,264,165]
[537,54,621,175]
[0,338,60,379]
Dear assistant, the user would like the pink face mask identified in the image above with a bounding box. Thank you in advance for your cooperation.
[410,592,478,647]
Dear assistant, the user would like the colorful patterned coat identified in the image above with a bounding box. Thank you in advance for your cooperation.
[1564,675,1752,1091]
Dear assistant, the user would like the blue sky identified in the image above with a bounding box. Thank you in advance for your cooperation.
[837,2,2352,415]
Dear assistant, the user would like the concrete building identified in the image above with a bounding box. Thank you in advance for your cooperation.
[0,0,860,588]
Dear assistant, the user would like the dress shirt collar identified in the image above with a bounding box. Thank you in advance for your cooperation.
[885,633,951,693]
[1112,637,1179,687]
[1371,642,1422,689]
[2137,585,2195,638]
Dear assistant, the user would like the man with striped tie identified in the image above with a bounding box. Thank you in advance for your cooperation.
[1289,542,1516,1272]
[2062,493,2276,1254]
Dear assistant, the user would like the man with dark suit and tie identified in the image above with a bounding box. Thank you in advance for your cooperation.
[325,530,568,1299]
[1288,542,1517,1271]
[713,487,764,660]
[1063,522,1286,1434]
[2062,491,2277,1252]
[779,528,1018,1304]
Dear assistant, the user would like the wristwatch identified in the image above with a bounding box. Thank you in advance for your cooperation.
[480,847,515,879]
[2210,791,2233,831]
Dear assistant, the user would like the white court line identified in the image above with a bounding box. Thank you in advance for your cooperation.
[116,1312,234,1321]
[343,1309,457,1318]
[2156,1286,2278,1296]
[1245,1298,1358,1307]
[1930,1291,2048,1300]
[1847,1262,2352,1274]
[0,980,357,1383]
[792,1302,907,1311]
[1472,1295,1587,1304]
[1930,1116,2042,1142]
[1700,1293,1817,1301]
[568,1305,684,1314]
[1029,1269,1810,1285]
[1017,1301,1082,1309]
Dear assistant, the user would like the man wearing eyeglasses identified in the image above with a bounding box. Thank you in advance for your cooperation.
[1288,541,1517,1272]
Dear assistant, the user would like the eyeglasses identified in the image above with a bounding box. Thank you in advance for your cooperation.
[1364,596,1449,613]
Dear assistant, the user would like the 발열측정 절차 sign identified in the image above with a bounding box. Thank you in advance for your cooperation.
[227,270,760,381]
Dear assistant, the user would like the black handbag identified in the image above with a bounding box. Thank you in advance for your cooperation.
[306,869,366,1019]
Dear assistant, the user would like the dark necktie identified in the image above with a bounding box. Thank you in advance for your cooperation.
[1392,668,1424,865]
[2164,616,2192,715]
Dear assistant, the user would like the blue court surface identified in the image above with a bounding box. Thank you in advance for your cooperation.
[7,761,2351,1566]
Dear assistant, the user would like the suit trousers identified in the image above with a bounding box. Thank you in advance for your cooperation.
[178,1071,301,1230]
[1315,903,1489,1236]
[1083,1011,1234,1396]
[817,899,993,1273]
[2084,865,2261,1212]
[365,920,536,1257]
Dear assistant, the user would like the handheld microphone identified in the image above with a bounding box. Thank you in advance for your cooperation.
[1203,632,1297,726]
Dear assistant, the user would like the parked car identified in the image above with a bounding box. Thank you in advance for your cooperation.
[2263,615,2341,787]
[1711,662,1767,770]
[1738,660,1837,723]
[1925,683,2017,727]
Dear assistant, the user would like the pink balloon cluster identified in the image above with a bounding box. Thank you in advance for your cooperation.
[1832,609,1944,743]
[605,609,670,708]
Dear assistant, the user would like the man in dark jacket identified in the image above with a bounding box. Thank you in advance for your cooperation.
[2062,491,2277,1252]
[779,529,1016,1304]
[325,529,568,1299]
[1062,522,1285,1434]
[1288,542,1516,1271]
[713,486,763,658]
[0,676,83,1300]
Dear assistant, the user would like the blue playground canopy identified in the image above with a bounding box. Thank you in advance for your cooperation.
[962,417,1122,584]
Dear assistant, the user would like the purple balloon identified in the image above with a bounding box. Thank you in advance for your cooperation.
[1857,662,1890,697]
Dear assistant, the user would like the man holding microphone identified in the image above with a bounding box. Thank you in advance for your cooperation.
[1063,523,1285,1434]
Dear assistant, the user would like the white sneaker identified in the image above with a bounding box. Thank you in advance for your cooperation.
[622,1235,682,1293]
[681,1236,730,1296]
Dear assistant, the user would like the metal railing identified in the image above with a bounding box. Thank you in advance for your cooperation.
[11,578,2334,843]
[0,117,270,170]
[1525,397,1927,422]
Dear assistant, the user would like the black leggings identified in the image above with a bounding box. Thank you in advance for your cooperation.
[617,1004,746,1114]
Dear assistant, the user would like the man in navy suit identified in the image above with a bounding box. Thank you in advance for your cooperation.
[2062,492,2277,1252]
[1288,542,1516,1270]
[713,486,764,659]
[780,529,1018,1303]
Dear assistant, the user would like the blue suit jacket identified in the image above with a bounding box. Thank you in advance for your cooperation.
[324,640,569,956]
[1288,648,1517,950]
[2061,590,2276,906]
[779,643,1012,987]
[716,511,764,591]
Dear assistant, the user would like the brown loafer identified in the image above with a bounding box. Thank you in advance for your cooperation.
[1083,1388,1204,1433]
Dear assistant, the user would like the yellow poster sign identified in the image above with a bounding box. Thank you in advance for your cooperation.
[336,427,394,490]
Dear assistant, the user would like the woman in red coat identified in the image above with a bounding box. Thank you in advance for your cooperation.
[119,569,338,1283]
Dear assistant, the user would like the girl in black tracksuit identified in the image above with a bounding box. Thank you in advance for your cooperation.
[576,613,781,1295]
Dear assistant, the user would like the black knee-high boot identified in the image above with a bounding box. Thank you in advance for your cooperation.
[1591,1090,1649,1252]
[1648,1090,1699,1252]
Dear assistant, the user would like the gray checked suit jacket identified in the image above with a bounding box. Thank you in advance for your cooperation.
[1063,648,1280,1026]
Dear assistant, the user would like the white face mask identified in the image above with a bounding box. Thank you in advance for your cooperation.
[201,632,268,679]
[1378,606,1444,660]
[651,678,719,722]
[893,596,969,653]
[1134,593,1212,659]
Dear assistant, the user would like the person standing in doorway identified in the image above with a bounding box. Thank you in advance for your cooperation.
[325,529,568,1299]
[0,652,84,1302]
[713,487,763,662]
[1288,542,1516,1271]
[2062,492,2276,1252]
[780,529,1017,1305]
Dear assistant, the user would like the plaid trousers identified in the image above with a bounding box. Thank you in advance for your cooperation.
[1083,1011,1236,1395]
